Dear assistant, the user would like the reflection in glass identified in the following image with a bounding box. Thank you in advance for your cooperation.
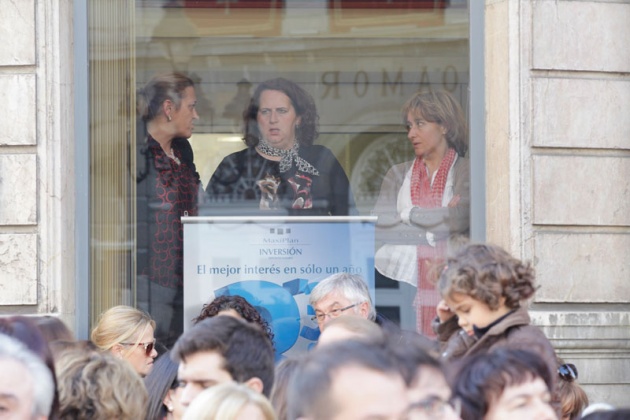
[87,0,469,342]
[372,90,470,337]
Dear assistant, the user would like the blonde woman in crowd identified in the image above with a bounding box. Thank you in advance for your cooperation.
[182,382,277,420]
[91,305,158,376]
[56,347,148,420]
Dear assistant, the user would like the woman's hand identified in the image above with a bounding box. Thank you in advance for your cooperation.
[436,300,455,323]
[447,194,460,208]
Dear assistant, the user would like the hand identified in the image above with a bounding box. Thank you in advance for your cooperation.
[400,207,414,224]
[436,300,455,323]
[447,195,460,208]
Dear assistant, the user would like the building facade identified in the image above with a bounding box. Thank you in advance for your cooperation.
[0,0,628,403]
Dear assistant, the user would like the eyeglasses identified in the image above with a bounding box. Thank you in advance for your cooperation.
[121,339,156,356]
[311,303,359,323]
[558,363,578,382]
[406,396,461,420]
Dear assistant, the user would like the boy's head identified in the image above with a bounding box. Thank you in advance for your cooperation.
[437,243,537,335]
[438,243,536,310]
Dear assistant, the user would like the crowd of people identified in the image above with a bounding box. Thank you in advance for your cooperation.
[1,242,627,419]
[1,76,623,419]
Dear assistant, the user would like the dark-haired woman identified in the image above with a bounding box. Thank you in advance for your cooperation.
[136,72,201,348]
[205,77,355,216]
[192,295,275,344]
[144,352,183,420]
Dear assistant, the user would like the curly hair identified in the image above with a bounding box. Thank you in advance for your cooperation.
[242,78,319,147]
[56,348,148,419]
[437,243,536,310]
[192,295,275,343]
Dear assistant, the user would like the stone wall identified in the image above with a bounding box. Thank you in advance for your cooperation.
[486,0,630,406]
[0,1,76,327]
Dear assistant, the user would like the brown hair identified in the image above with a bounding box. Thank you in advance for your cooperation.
[555,358,589,420]
[137,72,195,122]
[402,89,468,157]
[56,348,148,419]
[242,78,319,147]
[438,243,536,310]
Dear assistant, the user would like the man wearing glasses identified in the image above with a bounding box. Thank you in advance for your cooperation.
[309,272,377,330]
[309,273,435,351]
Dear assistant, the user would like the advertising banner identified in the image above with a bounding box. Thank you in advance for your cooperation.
[182,216,376,359]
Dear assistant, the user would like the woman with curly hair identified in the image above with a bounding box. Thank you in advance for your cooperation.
[205,77,355,216]
[192,295,275,344]
[433,243,557,382]
[56,348,148,420]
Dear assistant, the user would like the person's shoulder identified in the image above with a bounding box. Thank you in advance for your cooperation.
[301,144,333,157]
[453,154,470,172]
[384,159,414,180]
[216,147,253,164]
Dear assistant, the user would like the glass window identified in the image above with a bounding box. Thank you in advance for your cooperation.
[87,0,470,349]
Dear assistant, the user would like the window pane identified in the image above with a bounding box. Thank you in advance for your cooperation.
[89,0,470,347]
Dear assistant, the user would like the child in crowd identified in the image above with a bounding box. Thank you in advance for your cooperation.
[434,243,557,381]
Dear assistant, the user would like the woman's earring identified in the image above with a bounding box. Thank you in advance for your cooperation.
[167,115,172,122]
[167,404,174,412]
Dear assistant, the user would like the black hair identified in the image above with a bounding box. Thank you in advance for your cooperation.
[242,77,319,147]
[143,351,178,420]
[452,348,553,420]
[172,316,275,397]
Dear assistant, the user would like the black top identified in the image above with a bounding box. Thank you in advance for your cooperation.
[136,136,200,288]
[204,145,356,216]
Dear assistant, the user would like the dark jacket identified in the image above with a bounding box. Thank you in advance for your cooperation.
[204,145,356,216]
[435,306,557,382]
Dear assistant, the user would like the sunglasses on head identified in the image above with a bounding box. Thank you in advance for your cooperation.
[558,363,578,382]
[121,339,156,356]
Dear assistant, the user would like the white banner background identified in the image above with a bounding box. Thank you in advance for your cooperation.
[183,216,376,359]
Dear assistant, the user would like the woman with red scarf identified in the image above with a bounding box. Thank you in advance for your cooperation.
[372,90,470,337]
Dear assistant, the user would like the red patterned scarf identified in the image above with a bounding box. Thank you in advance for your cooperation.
[411,147,457,337]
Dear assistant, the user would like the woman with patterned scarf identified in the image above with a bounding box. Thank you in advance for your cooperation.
[205,77,355,216]
[372,89,470,337]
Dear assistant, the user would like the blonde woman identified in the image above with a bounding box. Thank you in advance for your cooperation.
[91,305,158,376]
[182,382,277,420]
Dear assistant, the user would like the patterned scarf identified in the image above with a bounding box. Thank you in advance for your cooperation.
[411,147,457,337]
[256,139,319,176]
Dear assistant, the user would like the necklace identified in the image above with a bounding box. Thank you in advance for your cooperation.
[166,148,180,165]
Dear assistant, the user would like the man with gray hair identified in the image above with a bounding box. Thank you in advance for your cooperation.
[0,334,54,420]
[309,273,437,352]
[309,273,376,331]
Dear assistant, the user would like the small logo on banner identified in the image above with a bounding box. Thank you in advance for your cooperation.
[270,228,291,235]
